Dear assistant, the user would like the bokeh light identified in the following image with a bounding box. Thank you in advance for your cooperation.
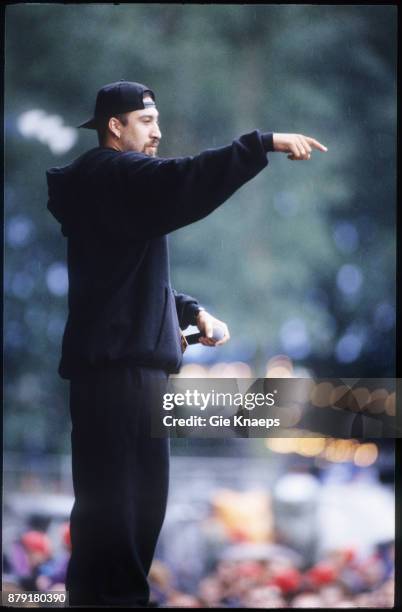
[6,215,35,248]
[335,333,364,363]
[280,319,311,360]
[385,392,395,417]
[354,443,378,467]
[265,356,293,378]
[46,263,68,296]
[366,389,388,415]
[17,110,78,155]
[336,264,363,295]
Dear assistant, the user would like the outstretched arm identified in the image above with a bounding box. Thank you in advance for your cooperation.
[94,130,327,240]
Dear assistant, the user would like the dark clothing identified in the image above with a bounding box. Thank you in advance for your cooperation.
[46,130,273,607]
[46,130,271,379]
[65,363,169,607]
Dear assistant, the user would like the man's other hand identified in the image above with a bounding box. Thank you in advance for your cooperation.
[195,310,230,347]
[272,133,328,160]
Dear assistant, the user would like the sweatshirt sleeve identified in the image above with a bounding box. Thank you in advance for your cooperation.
[172,289,201,329]
[100,130,270,240]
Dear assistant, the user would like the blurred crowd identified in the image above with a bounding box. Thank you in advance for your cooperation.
[3,447,395,608]
[3,523,71,595]
[3,519,394,608]
[149,542,394,607]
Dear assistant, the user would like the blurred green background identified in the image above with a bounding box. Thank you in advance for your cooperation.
[4,4,396,453]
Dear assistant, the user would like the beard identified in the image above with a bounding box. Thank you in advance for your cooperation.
[143,142,159,157]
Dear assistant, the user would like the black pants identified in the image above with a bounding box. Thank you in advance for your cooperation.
[65,362,170,607]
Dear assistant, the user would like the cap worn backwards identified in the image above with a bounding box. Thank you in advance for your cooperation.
[78,80,156,130]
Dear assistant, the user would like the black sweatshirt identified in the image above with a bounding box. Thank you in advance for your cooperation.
[46,130,274,379]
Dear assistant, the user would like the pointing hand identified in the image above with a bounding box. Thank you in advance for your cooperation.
[272,133,328,160]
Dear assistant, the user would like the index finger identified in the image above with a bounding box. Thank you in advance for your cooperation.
[304,136,328,152]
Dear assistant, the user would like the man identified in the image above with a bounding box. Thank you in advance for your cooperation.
[46,80,327,607]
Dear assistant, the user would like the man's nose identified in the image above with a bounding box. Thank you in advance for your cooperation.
[151,124,162,140]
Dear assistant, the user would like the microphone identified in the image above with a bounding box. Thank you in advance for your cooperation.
[185,327,225,345]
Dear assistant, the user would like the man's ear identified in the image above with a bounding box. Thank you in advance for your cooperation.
[108,117,121,138]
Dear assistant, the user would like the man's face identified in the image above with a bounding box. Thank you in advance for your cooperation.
[118,96,161,156]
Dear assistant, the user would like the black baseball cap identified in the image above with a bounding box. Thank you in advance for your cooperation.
[78,80,156,129]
